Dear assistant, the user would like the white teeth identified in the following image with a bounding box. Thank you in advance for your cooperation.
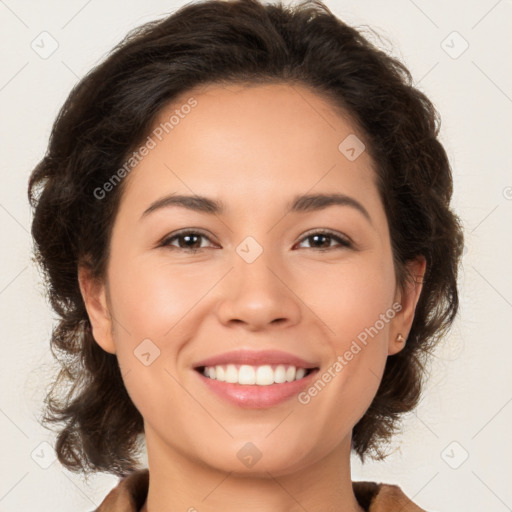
[202,364,311,385]
[238,365,256,385]
[256,365,274,386]
[295,368,306,380]
[274,365,287,383]
[225,364,238,383]
[216,366,225,382]
[285,366,296,382]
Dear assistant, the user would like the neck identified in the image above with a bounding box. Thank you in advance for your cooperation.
[141,427,364,512]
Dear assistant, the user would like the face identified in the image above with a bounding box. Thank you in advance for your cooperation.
[80,83,424,476]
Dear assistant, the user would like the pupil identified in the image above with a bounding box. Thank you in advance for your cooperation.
[182,235,199,248]
[312,234,329,247]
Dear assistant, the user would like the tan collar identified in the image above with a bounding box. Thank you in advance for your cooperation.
[95,469,425,511]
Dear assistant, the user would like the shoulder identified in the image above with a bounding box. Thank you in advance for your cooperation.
[94,469,149,512]
[94,470,426,512]
[353,480,426,512]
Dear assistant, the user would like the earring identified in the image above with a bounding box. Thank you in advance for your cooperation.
[396,333,406,344]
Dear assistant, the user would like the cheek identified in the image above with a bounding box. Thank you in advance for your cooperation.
[108,254,214,339]
[296,252,397,348]
[103,257,205,424]
[104,253,222,400]
[295,253,396,424]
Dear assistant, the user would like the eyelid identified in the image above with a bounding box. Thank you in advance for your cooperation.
[296,228,353,249]
[158,227,354,251]
[158,228,219,249]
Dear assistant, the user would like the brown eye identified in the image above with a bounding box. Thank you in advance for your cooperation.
[296,230,352,251]
[160,230,215,252]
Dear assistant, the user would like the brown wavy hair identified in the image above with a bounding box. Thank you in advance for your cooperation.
[28,0,464,477]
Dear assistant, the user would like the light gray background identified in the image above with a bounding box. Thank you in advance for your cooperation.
[1,0,511,510]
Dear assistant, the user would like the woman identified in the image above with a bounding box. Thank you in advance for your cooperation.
[28,0,463,510]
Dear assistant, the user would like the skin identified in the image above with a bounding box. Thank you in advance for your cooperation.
[79,83,425,512]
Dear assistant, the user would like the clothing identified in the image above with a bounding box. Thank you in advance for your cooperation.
[94,468,426,511]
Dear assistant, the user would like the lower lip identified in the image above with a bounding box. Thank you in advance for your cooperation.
[195,369,319,409]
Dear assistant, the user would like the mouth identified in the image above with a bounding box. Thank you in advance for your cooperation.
[192,349,320,408]
[195,364,318,386]
[193,362,320,409]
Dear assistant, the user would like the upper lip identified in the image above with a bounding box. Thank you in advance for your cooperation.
[193,349,319,369]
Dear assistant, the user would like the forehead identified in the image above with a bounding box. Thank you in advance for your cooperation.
[119,82,380,218]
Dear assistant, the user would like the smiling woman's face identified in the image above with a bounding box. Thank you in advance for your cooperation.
[80,83,423,477]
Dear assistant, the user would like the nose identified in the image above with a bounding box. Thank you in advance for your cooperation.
[215,251,302,332]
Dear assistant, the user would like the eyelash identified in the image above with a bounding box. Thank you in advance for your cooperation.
[159,229,353,253]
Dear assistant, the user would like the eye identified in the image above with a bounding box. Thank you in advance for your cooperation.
[294,230,352,251]
[159,230,217,252]
[159,229,352,253]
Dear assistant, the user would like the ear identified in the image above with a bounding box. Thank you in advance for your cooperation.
[388,256,426,356]
[78,265,116,354]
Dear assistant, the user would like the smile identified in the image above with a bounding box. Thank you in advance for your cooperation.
[194,365,320,409]
[198,364,315,385]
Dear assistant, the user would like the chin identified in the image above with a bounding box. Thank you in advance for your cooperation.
[194,437,320,478]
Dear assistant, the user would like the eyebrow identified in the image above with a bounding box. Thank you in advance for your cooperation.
[141,192,372,223]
